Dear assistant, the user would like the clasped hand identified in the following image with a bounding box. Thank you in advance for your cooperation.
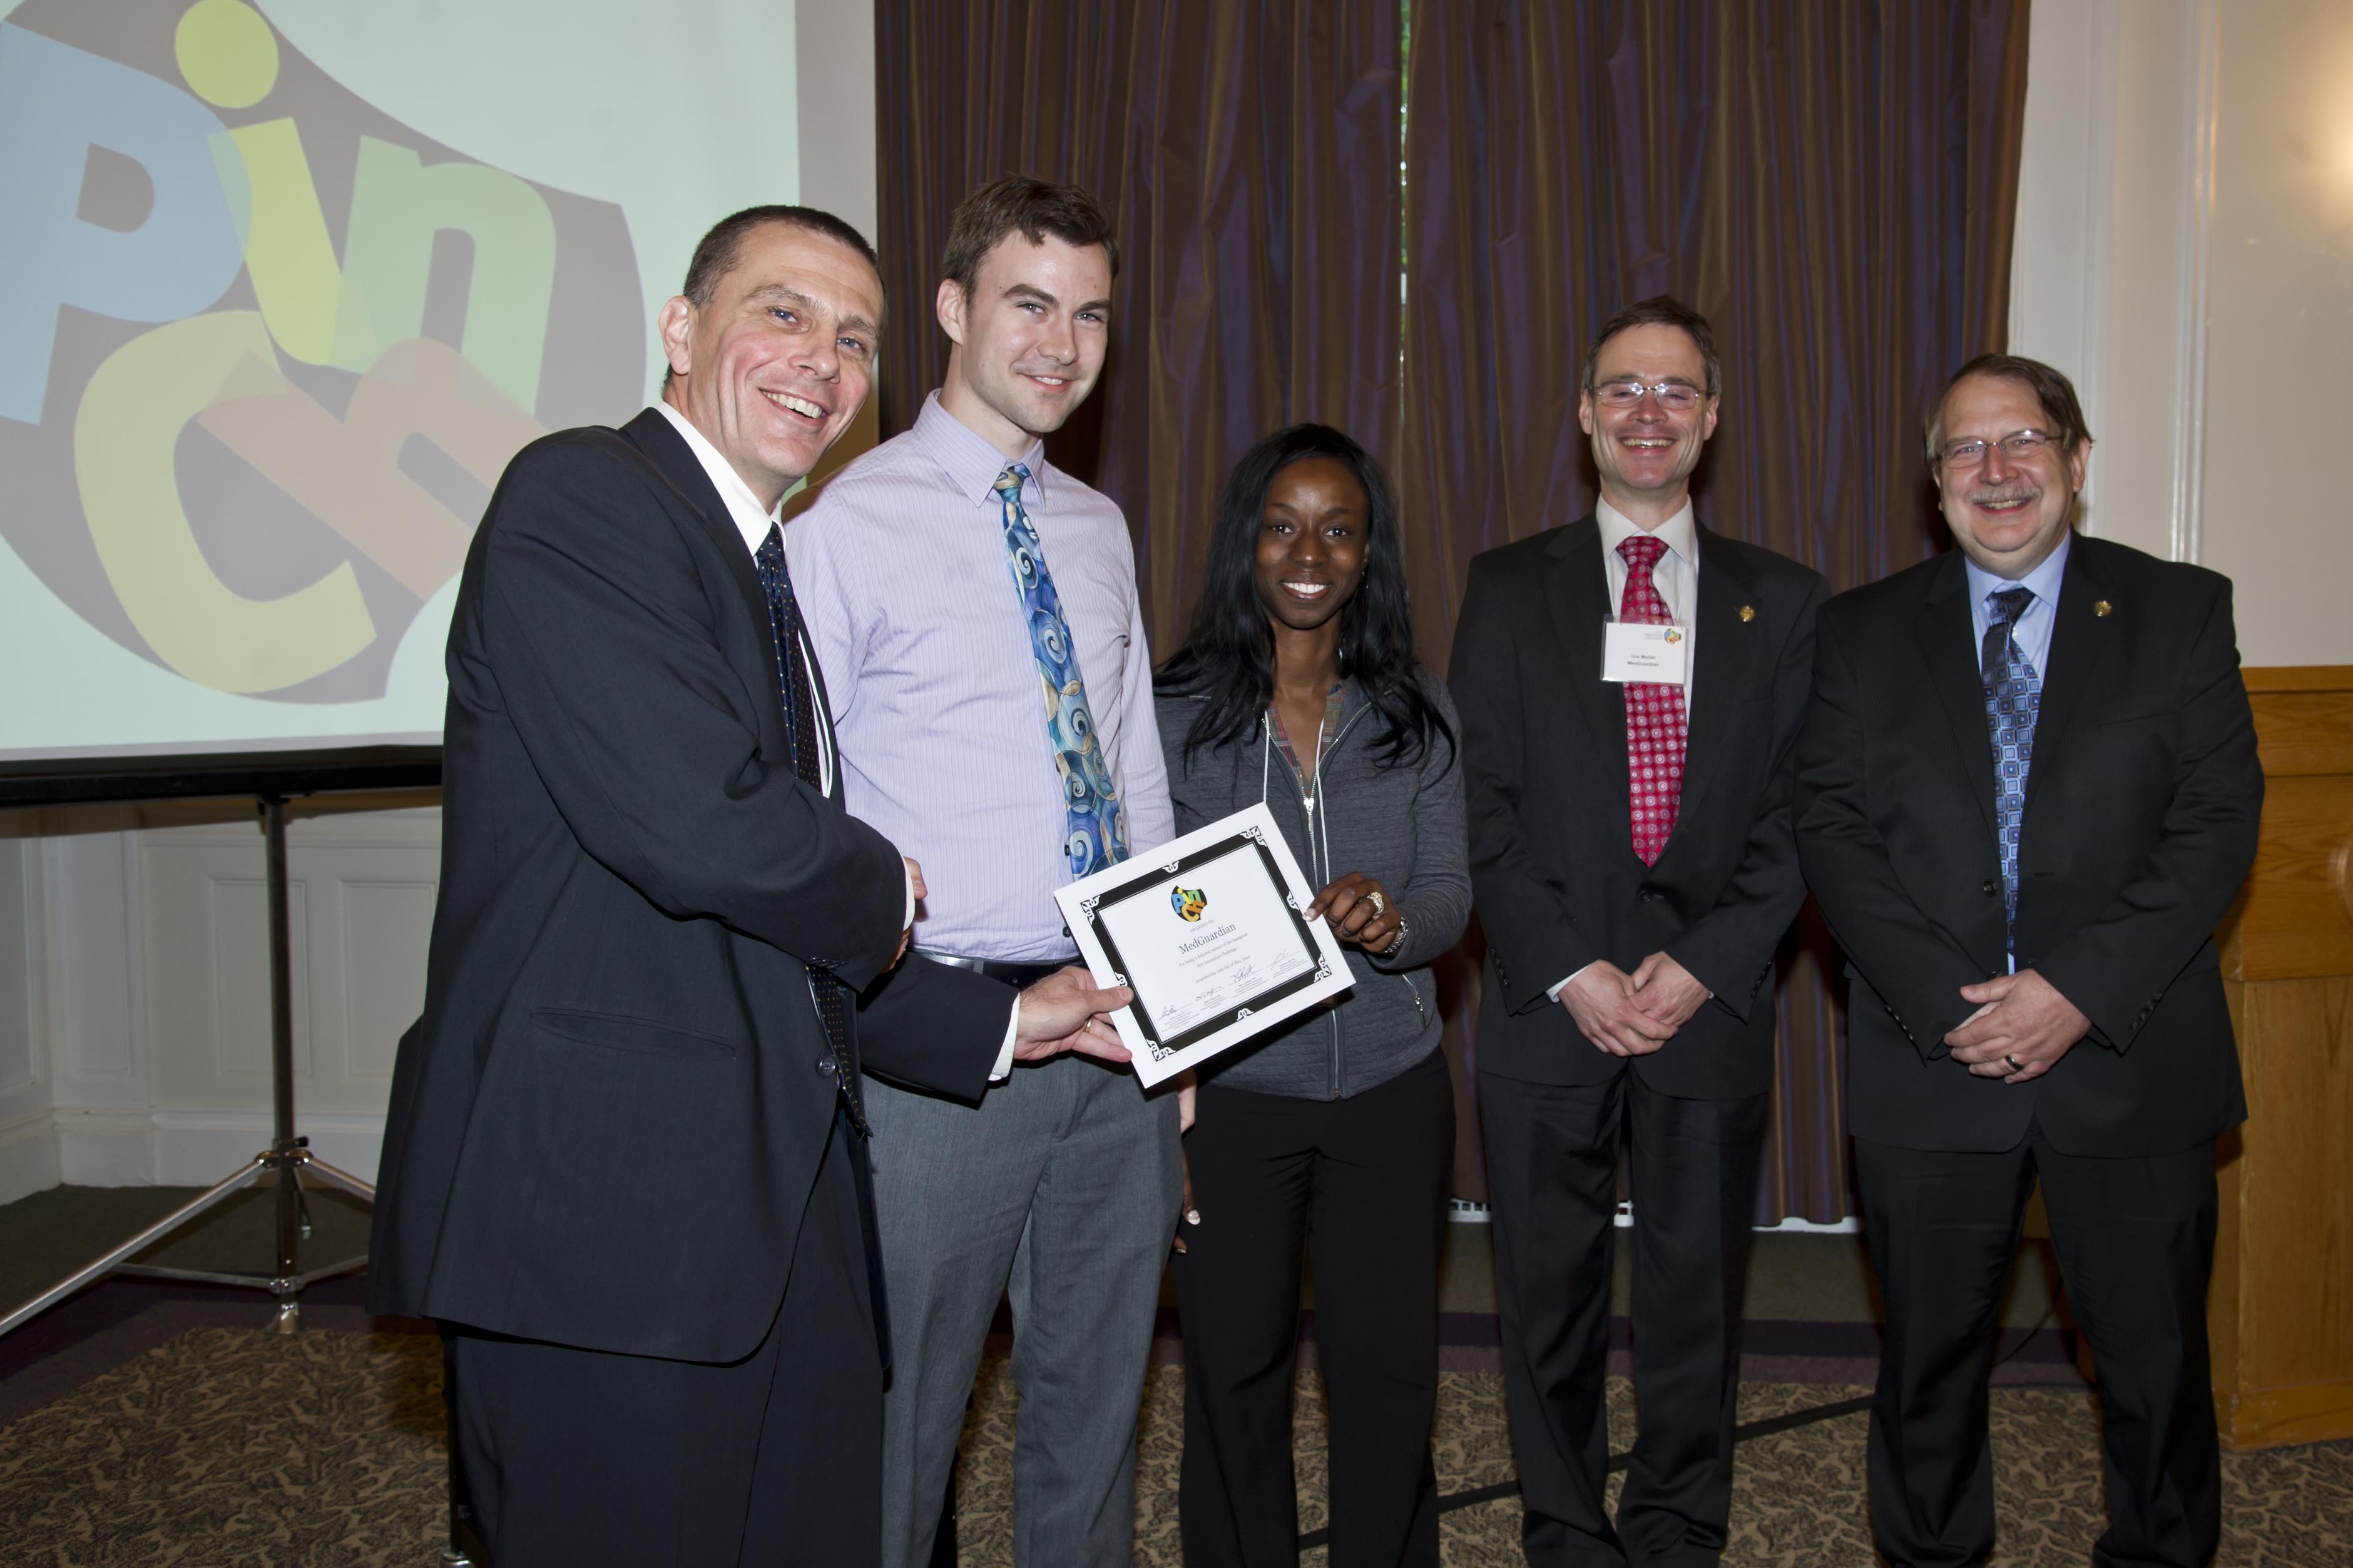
[1944,969,2089,1083]
[1559,952,1708,1056]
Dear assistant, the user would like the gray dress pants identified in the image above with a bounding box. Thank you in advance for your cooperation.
[864,1052,1182,1568]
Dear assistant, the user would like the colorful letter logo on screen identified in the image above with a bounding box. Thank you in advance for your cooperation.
[0,2,643,698]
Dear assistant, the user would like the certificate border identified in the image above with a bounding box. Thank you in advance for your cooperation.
[1072,825,1336,1062]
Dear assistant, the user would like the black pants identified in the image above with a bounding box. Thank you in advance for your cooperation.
[444,1110,882,1567]
[1856,1126,2221,1568]
[1479,1069,1768,1568]
[1175,1048,1455,1568]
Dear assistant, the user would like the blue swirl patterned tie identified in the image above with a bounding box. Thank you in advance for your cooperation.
[994,465,1128,875]
[1980,586,2040,959]
[755,523,867,1138]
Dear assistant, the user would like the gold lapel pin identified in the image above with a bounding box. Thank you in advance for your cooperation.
[1738,605,1756,623]
[2094,599,2113,618]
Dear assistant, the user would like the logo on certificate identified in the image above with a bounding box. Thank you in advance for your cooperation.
[1663,627,1683,644]
[1171,886,1208,923]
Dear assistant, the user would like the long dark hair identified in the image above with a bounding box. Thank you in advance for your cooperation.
[1156,422,1451,770]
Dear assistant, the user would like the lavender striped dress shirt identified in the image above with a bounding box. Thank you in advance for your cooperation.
[787,392,1175,964]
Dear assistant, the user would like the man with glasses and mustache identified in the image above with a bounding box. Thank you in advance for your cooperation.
[1451,296,1826,1566]
[1796,354,2262,1568]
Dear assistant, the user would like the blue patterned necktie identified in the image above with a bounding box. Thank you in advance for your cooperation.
[994,465,1129,875]
[755,523,867,1138]
[1980,586,2040,959]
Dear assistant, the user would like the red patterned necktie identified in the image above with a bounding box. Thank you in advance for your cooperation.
[1617,533,1687,865]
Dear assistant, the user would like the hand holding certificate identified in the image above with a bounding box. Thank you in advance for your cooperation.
[1053,802,1355,1087]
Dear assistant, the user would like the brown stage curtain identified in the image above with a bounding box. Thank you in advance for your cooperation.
[873,0,2029,1221]
[1399,1,2031,1219]
[872,0,1402,644]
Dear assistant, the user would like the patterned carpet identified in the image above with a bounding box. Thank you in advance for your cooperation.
[0,1318,2346,1566]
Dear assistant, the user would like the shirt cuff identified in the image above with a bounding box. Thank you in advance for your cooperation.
[990,999,1019,1082]
[1546,960,1600,1004]
[902,862,916,928]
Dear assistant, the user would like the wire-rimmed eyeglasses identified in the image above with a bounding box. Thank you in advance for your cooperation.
[1937,430,2063,469]
[1591,379,1707,412]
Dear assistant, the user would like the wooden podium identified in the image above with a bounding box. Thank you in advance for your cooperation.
[2210,664,2353,1449]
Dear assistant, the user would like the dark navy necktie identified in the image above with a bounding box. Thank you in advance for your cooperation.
[1980,586,2040,960]
[755,523,867,1137]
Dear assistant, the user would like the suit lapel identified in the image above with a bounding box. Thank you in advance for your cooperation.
[1917,551,2002,845]
[1668,524,1757,830]
[1541,519,1631,810]
[621,409,843,800]
[2020,536,2115,816]
[621,409,772,633]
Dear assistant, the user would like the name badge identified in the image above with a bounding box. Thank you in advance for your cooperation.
[1601,620,1688,684]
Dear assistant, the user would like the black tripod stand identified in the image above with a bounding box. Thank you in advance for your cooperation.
[0,793,373,1337]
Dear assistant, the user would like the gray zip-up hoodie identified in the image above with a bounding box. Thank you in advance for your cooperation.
[1155,671,1471,1099]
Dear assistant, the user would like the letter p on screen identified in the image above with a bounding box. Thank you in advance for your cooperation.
[0,24,247,426]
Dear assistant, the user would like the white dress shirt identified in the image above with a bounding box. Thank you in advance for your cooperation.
[651,401,1017,1072]
[652,400,837,794]
[1595,497,1701,701]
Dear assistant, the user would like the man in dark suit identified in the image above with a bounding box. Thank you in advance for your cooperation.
[1795,353,2262,1568]
[1451,297,1826,1566]
[368,206,1130,1567]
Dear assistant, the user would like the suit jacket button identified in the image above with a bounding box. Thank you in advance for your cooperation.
[1981,880,1999,897]
[815,1056,837,1075]
[1639,888,1661,902]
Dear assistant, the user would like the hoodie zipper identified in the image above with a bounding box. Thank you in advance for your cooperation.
[1310,701,1375,1101]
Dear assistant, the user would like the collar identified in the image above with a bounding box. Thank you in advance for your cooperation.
[1963,528,2074,613]
[650,400,781,554]
[914,390,1051,508]
[1595,497,1698,569]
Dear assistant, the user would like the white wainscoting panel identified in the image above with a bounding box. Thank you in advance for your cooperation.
[132,805,440,1186]
[339,877,437,1084]
[0,825,58,1203]
[39,812,148,1111]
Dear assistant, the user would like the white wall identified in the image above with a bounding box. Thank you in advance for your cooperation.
[2194,0,2353,665]
[2010,0,2353,668]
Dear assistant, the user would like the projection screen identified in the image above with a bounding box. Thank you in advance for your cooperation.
[1,0,865,765]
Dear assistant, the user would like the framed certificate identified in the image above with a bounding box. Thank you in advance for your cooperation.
[1053,802,1354,1087]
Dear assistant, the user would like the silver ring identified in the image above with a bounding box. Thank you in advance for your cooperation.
[2005,1054,2023,1072]
[1367,890,1386,916]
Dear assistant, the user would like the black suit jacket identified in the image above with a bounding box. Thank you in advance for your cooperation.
[1449,516,1827,1099]
[1794,534,2262,1156]
[369,409,1011,1364]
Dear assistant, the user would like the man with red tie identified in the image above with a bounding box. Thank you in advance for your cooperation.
[1450,297,1827,1566]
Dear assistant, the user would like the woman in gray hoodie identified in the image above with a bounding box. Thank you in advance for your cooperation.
[1156,423,1470,1567]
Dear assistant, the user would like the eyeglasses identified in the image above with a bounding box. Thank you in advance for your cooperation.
[1591,379,1706,412]
[1937,430,2062,468]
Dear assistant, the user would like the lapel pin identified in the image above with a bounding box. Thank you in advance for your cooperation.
[2094,599,2113,618]
[1738,604,1756,623]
